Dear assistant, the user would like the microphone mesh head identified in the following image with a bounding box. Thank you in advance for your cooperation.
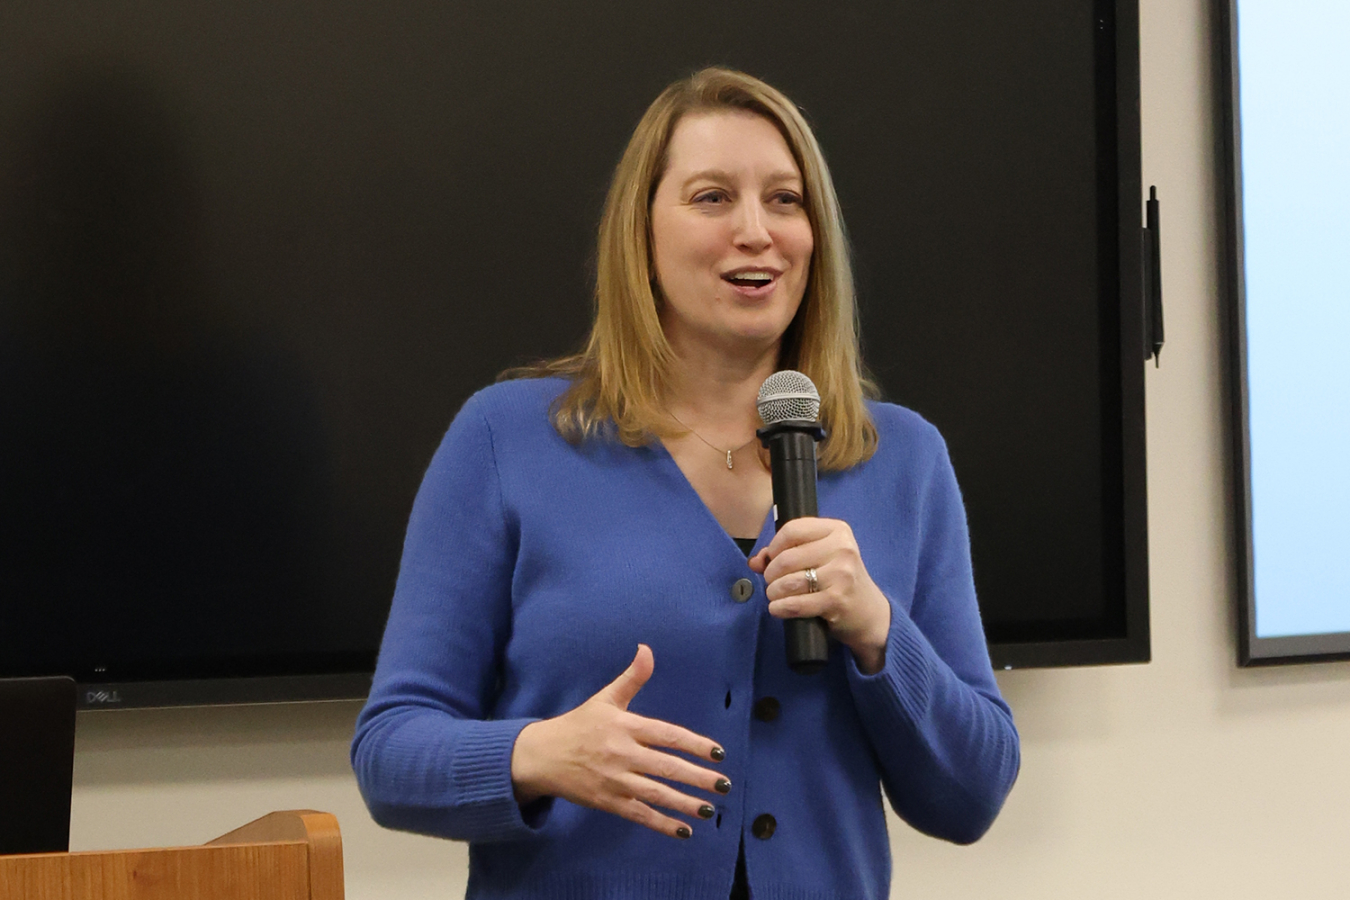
[757,370,821,424]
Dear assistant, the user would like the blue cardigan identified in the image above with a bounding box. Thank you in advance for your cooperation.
[351,378,1019,900]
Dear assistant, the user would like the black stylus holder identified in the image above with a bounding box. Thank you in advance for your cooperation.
[758,419,830,675]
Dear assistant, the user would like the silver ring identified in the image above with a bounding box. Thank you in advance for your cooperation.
[804,567,819,594]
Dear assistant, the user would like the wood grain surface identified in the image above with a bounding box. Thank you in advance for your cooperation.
[0,810,342,900]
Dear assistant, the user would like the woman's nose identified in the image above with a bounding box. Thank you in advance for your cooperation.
[733,200,772,252]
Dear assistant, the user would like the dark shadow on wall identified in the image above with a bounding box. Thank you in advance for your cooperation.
[0,65,335,681]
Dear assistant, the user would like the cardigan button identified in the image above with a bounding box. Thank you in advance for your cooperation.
[752,697,780,722]
[731,578,755,603]
[751,814,777,839]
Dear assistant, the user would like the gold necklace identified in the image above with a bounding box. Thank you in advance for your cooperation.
[668,412,758,470]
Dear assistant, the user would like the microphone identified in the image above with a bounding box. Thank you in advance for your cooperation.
[756,371,830,675]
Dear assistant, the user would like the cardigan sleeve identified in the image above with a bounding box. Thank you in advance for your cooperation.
[350,393,548,843]
[844,425,1020,844]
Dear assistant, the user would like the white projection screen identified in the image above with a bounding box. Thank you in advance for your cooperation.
[1221,0,1350,664]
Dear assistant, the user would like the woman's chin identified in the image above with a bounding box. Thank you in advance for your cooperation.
[664,309,798,360]
[710,324,792,357]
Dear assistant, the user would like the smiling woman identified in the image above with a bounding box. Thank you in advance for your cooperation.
[650,111,814,361]
[351,66,1019,900]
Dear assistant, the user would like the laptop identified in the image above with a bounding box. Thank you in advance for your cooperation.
[0,676,77,855]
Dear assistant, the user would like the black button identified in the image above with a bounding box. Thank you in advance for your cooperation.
[753,697,780,722]
[731,578,754,602]
[751,814,777,839]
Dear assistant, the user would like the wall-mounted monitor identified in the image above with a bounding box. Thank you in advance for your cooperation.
[1219,0,1350,666]
[0,0,1150,708]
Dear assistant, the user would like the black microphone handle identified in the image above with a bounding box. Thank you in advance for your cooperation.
[759,422,830,675]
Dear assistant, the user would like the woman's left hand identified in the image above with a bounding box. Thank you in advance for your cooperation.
[749,518,892,675]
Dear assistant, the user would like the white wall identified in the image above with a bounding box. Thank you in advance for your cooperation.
[68,0,1350,896]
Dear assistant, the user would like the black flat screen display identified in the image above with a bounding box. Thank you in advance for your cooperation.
[0,0,1147,703]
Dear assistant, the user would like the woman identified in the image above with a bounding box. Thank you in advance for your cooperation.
[351,67,1019,899]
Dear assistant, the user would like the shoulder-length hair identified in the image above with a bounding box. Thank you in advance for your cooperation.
[511,66,877,471]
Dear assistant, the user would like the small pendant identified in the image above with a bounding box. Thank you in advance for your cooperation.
[726,450,734,470]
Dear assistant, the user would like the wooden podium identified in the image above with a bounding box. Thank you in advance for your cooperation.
[0,810,343,900]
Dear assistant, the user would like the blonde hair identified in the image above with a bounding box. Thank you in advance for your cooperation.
[511,67,877,470]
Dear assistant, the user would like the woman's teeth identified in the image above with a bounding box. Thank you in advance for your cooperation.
[726,273,773,287]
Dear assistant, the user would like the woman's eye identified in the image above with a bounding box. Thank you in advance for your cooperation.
[693,190,727,204]
[774,192,804,206]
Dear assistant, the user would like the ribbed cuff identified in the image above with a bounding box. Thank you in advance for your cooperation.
[845,598,935,729]
[449,717,552,841]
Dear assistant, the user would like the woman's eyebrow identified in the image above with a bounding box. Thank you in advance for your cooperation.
[762,170,804,187]
[680,169,735,191]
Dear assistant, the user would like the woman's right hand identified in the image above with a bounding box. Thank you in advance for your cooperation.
[509,644,729,839]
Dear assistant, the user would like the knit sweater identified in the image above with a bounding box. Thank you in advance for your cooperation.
[351,377,1019,900]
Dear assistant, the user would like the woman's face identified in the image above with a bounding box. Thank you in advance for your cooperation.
[649,110,814,359]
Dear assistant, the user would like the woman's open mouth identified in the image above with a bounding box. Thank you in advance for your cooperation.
[722,269,779,296]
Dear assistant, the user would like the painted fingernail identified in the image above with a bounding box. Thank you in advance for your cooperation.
[715,778,732,794]
[698,804,715,819]
[676,825,692,839]
[710,746,725,762]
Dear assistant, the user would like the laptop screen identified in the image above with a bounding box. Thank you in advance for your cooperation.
[0,677,76,855]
